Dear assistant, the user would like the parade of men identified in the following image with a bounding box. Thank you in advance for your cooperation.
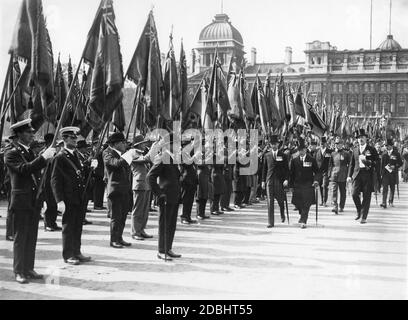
[1,0,408,302]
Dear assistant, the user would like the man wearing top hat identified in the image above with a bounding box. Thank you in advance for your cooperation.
[103,132,135,248]
[130,134,155,240]
[261,135,289,228]
[347,129,379,224]
[380,138,403,208]
[4,119,56,283]
[315,136,333,207]
[51,127,97,265]
[289,139,320,229]
[328,137,351,214]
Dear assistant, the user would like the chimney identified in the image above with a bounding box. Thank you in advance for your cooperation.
[285,46,292,65]
[251,47,257,66]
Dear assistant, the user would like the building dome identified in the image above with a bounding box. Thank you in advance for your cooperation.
[199,13,243,45]
[377,35,402,51]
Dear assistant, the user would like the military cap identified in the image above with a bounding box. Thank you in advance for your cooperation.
[10,119,35,133]
[60,127,80,137]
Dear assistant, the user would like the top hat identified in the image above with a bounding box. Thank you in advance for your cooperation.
[270,135,279,144]
[107,132,126,145]
[297,138,307,150]
[356,129,368,138]
[321,136,327,144]
[386,138,394,147]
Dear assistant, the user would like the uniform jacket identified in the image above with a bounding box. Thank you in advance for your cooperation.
[51,148,86,206]
[196,164,211,199]
[180,163,198,188]
[5,144,47,211]
[103,147,132,198]
[211,164,226,195]
[147,162,181,204]
[328,149,351,182]
[262,150,289,184]
[348,144,379,181]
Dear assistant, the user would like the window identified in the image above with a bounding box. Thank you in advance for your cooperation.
[348,95,358,114]
[348,83,359,93]
[206,54,211,66]
[364,97,374,113]
[380,96,391,114]
[317,57,322,64]
[311,83,321,92]
[397,82,408,92]
[364,83,375,93]
[397,96,406,114]
[380,82,391,93]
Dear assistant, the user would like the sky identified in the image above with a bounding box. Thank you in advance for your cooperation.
[0,0,408,77]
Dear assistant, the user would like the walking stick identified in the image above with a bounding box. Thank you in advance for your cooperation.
[397,183,400,200]
[284,189,290,225]
[163,198,169,262]
[315,186,319,226]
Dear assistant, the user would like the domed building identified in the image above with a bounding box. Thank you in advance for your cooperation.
[191,13,245,74]
[377,34,402,51]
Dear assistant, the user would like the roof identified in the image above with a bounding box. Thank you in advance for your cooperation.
[377,35,402,51]
[199,13,243,45]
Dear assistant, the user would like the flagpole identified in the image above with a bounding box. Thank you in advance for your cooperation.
[0,55,13,143]
[70,69,88,126]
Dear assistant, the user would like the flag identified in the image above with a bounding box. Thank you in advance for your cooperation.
[182,78,205,130]
[162,34,180,121]
[227,59,243,120]
[84,0,124,132]
[286,88,298,128]
[179,39,188,117]
[264,75,282,130]
[294,86,306,118]
[214,53,231,128]
[9,0,55,129]
[54,54,67,123]
[112,103,125,132]
[304,100,327,137]
[240,70,255,122]
[126,11,162,128]
[251,75,269,135]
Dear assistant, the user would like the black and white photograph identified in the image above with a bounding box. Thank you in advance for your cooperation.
[0,0,407,306]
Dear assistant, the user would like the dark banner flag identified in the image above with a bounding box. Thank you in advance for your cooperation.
[126,11,162,129]
[179,39,188,118]
[9,0,55,129]
[163,35,180,121]
[84,0,124,132]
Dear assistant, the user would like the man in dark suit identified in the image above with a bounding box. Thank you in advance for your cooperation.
[147,134,182,261]
[315,137,333,207]
[380,138,403,208]
[328,137,351,214]
[51,127,96,265]
[347,129,379,224]
[5,119,56,284]
[179,139,198,224]
[93,141,106,210]
[289,139,320,229]
[261,135,289,228]
[103,133,134,248]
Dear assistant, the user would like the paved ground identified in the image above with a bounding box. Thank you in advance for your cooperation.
[0,184,407,300]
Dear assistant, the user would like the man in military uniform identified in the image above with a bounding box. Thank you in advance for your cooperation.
[92,141,106,210]
[328,137,351,214]
[315,137,333,207]
[76,139,93,225]
[5,119,56,283]
[261,135,289,228]
[4,133,19,241]
[147,134,182,261]
[51,127,96,265]
[289,139,320,229]
[103,132,134,248]
[347,129,379,224]
[380,138,403,208]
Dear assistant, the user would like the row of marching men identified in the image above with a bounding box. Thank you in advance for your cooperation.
[261,129,403,230]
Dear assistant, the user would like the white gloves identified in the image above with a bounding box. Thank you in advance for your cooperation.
[57,201,66,215]
[42,147,56,160]
[121,149,138,165]
[261,182,266,190]
[90,159,98,169]
[347,177,352,183]
[283,180,289,188]
[41,202,47,215]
